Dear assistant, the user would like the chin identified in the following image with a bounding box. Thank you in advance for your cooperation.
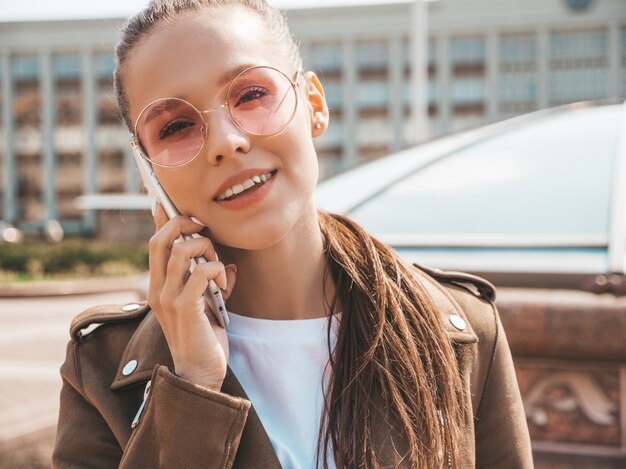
[213,219,293,251]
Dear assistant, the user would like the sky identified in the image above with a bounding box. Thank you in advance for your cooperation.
[0,0,414,22]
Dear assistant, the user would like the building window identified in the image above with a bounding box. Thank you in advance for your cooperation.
[551,30,607,61]
[13,56,39,81]
[549,29,609,105]
[357,80,388,109]
[451,77,485,104]
[356,40,388,72]
[54,54,82,126]
[450,37,486,123]
[451,37,485,65]
[13,56,40,128]
[322,79,343,110]
[95,53,115,79]
[95,52,118,124]
[499,73,537,102]
[12,56,43,222]
[308,42,342,73]
[53,54,81,79]
[499,34,537,115]
[550,68,609,101]
[52,54,83,220]
[501,34,537,65]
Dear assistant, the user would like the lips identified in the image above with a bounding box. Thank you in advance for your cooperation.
[212,168,277,201]
[216,170,276,201]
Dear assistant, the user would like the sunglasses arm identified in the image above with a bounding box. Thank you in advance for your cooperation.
[130,139,179,220]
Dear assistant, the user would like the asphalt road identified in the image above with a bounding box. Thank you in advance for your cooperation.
[0,291,142,442]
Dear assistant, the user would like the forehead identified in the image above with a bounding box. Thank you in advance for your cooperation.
[124,5,291,121]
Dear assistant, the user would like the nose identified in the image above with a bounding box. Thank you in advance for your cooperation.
[201,105,251,165]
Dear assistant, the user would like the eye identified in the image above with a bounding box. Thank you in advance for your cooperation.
[234,86,269,107]
[159,119,197,139]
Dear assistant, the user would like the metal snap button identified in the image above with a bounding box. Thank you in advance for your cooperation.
[449,315,467,331]
[122,303,140,312]
[123,360,138,376]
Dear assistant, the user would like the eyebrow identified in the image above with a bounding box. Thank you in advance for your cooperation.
[137,63,260,128]
[140,99,183,127]
[218,62,258,88]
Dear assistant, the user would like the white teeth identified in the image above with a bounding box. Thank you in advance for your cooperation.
[217,171,274,201]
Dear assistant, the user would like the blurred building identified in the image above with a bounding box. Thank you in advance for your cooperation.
[0,0,625,235]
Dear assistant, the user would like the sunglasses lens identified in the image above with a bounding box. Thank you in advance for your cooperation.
[228,67,297,136]
[134,67,297,166]
[136,99,204,167]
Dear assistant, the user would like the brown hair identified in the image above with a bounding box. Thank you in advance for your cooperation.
[114,1,466,467]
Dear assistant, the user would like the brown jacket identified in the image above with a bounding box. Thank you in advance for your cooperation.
[53,263,533,468]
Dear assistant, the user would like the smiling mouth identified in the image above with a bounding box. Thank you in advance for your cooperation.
[215,170,278,201]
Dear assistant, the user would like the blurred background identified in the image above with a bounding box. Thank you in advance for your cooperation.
[0,0,624,240]
[1,0,626,467]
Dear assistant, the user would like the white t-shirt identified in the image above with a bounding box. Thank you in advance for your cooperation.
[226,310,340,469]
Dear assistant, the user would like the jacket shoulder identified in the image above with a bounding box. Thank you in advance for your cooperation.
[69,301,151,342]
[411,262,501,414]
[412,261,496,302]
[411,261,499,348]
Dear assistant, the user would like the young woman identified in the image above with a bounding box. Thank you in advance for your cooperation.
[53,1,533,467]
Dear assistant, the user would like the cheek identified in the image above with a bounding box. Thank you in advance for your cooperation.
[280,112,320,176]
[154,168,205,215]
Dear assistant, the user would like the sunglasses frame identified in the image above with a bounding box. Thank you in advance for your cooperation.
[131,65,302,168]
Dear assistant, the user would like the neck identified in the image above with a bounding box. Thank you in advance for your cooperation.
[216,205,338,320]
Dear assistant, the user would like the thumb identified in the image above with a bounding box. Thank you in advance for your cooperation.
[221,264,238,301]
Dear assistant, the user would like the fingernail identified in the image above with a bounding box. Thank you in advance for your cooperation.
[151,197,159,217]
[190,216,206,226]
[221,274,228,290]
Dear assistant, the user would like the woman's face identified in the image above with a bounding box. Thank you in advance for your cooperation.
[124,6,326,250]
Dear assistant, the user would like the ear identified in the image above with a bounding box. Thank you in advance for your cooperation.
[303,71,329,138]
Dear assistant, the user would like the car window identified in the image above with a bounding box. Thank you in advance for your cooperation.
[349,106,622,238]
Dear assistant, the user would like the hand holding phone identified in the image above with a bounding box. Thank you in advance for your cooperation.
[131,142,230,329]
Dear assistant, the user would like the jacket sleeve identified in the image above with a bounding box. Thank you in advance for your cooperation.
[53,341,123,468]
[53,341,251,469]
[120,365,251,468]
[473,303,534,469]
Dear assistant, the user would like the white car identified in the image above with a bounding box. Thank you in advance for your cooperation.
[316,100,626,294]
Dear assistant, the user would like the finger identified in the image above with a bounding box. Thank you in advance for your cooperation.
[165,238,224,291]
[182,261,228,302]
[221,264,238,301]
[148,215,206,301]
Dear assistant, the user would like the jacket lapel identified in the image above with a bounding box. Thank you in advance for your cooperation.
[110,310,282,468]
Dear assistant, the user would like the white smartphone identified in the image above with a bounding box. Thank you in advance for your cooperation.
[131,140,229,329]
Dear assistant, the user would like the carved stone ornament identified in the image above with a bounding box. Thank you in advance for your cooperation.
[523,371,617,427]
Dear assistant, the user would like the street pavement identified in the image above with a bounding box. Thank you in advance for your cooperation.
[0,291,142,442]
